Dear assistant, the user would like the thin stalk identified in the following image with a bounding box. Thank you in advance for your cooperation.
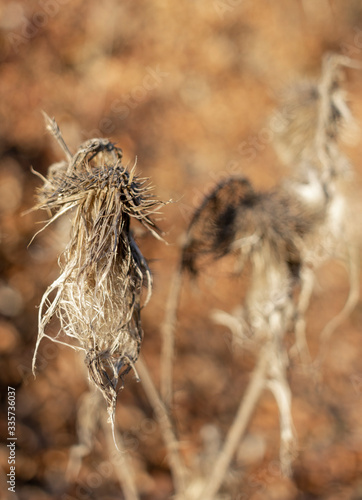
[266,340,296,477]
[160,262,183,409]
[137,357,188,495]
[290,266,315,364]
[198,346,269,500]
[317,243,360,363]
[101,411,140,500]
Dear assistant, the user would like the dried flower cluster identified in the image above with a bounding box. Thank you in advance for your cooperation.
[32,116,166,422]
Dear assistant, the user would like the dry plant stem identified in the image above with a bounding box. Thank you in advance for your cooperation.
[316,55,362,177]
[267,378,294,476]
[67,385,139,500]
[66,388,102,481]
[199,346,270,500]
[42,111,73,162]
[137,357,188,495]
[266,341,296,477]
[161,262,183,408]
[211,309,255,353]
[101,410,140,500]
[290,266,315,364]
[317,243,360,364]
[316,57,337,174]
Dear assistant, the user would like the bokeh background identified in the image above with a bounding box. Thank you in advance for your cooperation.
[1,0,362,499]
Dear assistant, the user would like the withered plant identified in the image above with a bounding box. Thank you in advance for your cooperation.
[273,54,361,363]
[180,176,324,484]
[32,115,166,428]
[160,54,361,499]
[30,54,361,500]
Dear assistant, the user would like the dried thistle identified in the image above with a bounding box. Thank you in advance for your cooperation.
[166,56,361,486]
[274,54,361,177]
[32,115,167,425]
[182,175,323,287]
[177,175,327,479]
[272,54,361,361]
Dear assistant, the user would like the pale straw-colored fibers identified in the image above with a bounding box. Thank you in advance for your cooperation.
[32,115,167,429]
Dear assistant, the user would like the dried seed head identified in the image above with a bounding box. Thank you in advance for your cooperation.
[182,177,253,274]
[182,176,323,279]
[273,80,348,164]
[273,82,322,165]
[273,54,359,172]
[32,116,167,423]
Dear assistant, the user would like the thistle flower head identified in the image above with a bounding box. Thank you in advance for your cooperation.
[181,176,322,279]
[32,116,167,423]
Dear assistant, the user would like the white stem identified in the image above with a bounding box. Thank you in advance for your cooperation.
[101,412,140,500]
[266,345,296,477]
[160,265,183,409]
[137,357,188,495]
[290,266,315,364]
[318,243,360,363]
[198,346,269,500]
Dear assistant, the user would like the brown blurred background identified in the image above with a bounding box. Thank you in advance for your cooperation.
[1,1,362,499]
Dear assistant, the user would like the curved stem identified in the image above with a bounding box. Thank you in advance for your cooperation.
[137,357,188,495]
[160,262,183,409]
[199,346,269,500]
